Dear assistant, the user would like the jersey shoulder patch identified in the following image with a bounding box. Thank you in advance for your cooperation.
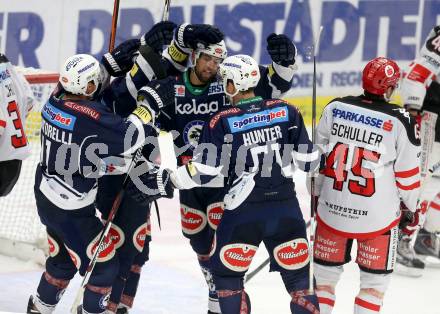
[264,98,289,107]
[209,107,242,129]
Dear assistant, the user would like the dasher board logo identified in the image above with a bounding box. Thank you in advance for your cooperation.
[42,102,76,130]
[227,106,288,132]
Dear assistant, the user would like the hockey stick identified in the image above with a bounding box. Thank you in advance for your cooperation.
[71,0,122,310]
[71,2,172,312]
[308,25,323,294]
[70,149,143,313]
[108,0,121,51]
[244,221,312,284]
[162,0,171,22]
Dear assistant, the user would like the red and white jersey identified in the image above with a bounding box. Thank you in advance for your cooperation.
[0,61,34,161]
[315,95,421,239]
[400,26,440,110]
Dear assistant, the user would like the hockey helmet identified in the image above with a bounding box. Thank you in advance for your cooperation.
[218,54,260,97]
[192,40,228,67]
[362,57,400,95]
[59,54,104,97]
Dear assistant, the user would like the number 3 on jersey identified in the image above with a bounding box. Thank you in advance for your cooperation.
[323,142,380,197]
[7,100,27,148]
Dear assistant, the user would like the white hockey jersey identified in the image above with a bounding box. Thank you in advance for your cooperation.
[400,26,440,110]
[315,95,421,239]
[0,60,34,162]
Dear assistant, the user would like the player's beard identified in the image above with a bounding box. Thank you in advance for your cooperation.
[194,66,217,84]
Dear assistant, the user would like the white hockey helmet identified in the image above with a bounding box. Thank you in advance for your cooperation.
[218,54,260,97]
[193,40,228,66]
[59,54,103,97]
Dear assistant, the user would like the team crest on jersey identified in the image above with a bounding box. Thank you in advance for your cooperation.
[87,232,116,263]
[273,238,309,270]
[47,235,60,257]
[133,222,149,252]
[180,205,207,235]
[175,85,186,97]
[42,103,77,130]
[183,120,204,150]
[220,243,258,272]
[65,245,81,270]
[207,202,224,230]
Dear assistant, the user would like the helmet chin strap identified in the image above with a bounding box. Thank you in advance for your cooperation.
[223,79,239,98]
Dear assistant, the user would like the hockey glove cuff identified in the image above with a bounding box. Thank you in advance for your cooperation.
[136,77,175,121]
[101,38,141,77]
[177,23,224,50]
[127,162,174,206]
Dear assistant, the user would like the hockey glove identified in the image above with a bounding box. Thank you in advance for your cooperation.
[136,77,175,123]
[267,33,297,67]
[176,23,224,50]
[101,38,141,77]
[399,201,428,237]
[127,162,174,206]
[141,21,177,54]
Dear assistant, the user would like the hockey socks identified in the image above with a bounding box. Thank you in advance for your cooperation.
[354,292,382,313]
[316,287,336,314]
[83,284,112,314]
[217,290,251,314]
[198,257,221,313]
[289,291,320,314]
[119,264,143,309]
[32,272,69,313]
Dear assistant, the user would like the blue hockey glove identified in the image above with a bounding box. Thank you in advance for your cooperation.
[141,21,177,54]
[101,38,141,77]
[176,23,224,50]
[127,163,174,206]
[267,33,297,67]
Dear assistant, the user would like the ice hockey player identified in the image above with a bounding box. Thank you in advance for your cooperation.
[94,21,178,314]
[0,53,35,197]
[312,57,422,313]
[160,24,298,314]
[26,52,174,314]
[104,22,299,313]
[167,54,321,314]
[399,25,440,270]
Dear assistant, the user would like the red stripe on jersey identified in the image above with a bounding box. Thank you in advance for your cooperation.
[316,214,400,240]
[318,297,335,307]
[395,167,419,178]
[396,181,420,191]
[430,202,440,211]
[0,120,5,128]
[407,63,433,84]
[355,297,381,312]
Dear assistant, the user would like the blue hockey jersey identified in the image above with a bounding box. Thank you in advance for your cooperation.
[175,97,321,209]
[36,85,156,210]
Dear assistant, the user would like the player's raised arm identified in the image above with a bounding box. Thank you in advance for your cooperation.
[255,33,297,99]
